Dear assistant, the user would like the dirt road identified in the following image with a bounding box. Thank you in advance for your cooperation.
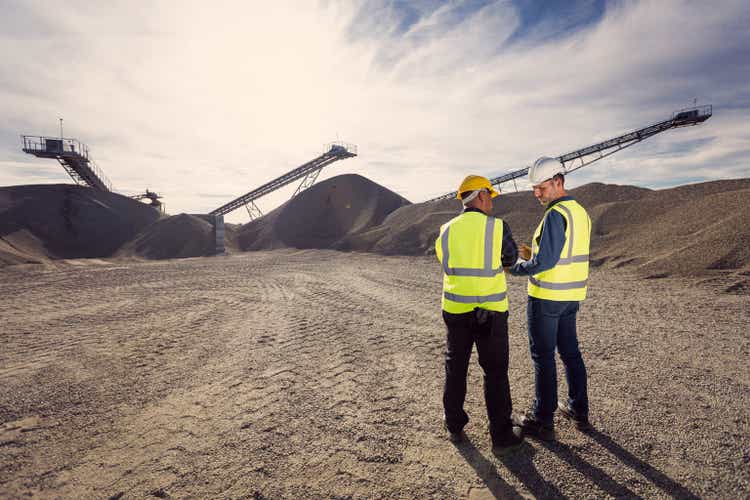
[1,251,748,498]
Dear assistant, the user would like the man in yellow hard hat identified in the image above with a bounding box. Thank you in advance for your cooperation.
[434,175,524,455]
[510,157,592,441]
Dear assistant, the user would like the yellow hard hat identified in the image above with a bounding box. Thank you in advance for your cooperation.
[456,175,499,200]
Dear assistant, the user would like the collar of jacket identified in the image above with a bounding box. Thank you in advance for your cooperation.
[462,207,488,215]
[546,195,574,211]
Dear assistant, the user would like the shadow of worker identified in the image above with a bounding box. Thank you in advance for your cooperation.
[587,428,699,499]
[539,428,699,499]
[453,437,563,499]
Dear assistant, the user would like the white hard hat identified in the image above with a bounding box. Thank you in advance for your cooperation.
[528,157,565,185]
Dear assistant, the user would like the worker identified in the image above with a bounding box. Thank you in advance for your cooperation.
[435,175,524,455]
[510,157,592,441]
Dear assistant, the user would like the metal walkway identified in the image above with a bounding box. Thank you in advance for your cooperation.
[209,142,357,218]
[21,136,113,192]
[430,105,713,201]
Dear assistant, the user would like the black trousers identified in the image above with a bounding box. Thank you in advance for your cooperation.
[443,308,513,442]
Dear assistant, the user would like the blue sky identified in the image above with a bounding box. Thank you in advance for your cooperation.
[1,0,748,222]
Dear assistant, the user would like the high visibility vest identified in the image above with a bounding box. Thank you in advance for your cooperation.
[435,212,509,313]
[528,199,591,301]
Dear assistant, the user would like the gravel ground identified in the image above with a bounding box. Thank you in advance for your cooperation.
[1,250,748,498]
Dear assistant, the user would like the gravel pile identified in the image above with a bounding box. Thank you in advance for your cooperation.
[3,177,748,279]
[237,173,410,251]
[335,178,750,278]
[590,179,750,276]
[0,184,160,267]
[117,213,221,260]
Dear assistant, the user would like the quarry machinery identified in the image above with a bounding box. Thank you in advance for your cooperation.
[21,135,113,192]
[430,105,713,201]
[21,134,169,212]
[209,142,357,219]
[131,189,164,213]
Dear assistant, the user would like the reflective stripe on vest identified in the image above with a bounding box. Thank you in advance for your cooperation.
[444,291,508,303]
[528,200,591,301]
[528,277,587,290]
[552,203,585,264]
[435,212,509,313]
[556,254,590,265]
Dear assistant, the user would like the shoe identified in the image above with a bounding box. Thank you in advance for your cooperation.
[444,422,464,443]
[491,426,524,456]
[447,430,464,443]
[512,412,555,441]
[558,403,591,431]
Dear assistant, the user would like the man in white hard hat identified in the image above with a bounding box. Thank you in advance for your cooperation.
[435,175,524,455]
[509,157,592,441]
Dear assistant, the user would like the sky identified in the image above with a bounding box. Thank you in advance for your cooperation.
[1,0,749,223]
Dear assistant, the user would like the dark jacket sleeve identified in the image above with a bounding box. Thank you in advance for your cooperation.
[510,210,566,276]
[501,220,518,268]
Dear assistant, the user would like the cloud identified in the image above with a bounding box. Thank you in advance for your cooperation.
[0,0,748,223]
[0,160,70,186]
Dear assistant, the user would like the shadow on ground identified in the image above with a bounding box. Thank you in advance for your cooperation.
[453,437,561,498]
[455,429,699,498]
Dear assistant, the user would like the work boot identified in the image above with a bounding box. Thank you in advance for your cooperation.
[558,403,592,431]
[444,422,465,443]
[513,412,555,441]
[491,426,524,456]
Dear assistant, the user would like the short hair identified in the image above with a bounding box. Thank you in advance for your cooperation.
[459,188,489,205]
[552,173,565,184]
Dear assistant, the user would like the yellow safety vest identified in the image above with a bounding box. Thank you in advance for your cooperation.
[528,199,591,301]
[435,211,509,313]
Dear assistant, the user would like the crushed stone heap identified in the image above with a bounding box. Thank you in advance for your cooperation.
[118,213,227,260]
[238,173,411,251]
[0,184,160,267]
[337,178,750,277]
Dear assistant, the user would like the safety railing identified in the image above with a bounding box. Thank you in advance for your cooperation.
[21,135,91,159]
[671,104,713,122]
[21,135,113,192]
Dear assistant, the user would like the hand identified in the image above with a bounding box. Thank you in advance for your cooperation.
[519,244,532,260]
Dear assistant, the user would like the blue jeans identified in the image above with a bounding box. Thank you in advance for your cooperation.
[527,296,589,425]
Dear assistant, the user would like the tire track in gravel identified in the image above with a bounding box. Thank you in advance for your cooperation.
[65,260,343,497]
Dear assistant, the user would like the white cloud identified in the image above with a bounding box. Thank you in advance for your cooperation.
[1,0,748,223]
